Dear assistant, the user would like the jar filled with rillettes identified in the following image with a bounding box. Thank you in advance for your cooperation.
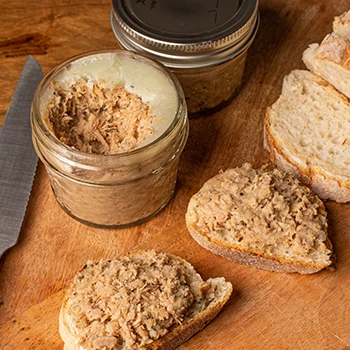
[31,50,188,228]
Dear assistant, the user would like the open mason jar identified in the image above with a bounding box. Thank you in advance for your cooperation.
[31,50,188,228]
[111,0,259,115]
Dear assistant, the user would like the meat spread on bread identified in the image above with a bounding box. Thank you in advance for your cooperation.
[59,250,232,350]
[186,163,333,274]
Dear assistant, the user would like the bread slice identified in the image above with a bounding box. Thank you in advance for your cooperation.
[333,10,350,40]
[302,33,350,99]
[185,163,333,274]
[302,9,350,99]
[59,250,232,350]
[264,69,350,203]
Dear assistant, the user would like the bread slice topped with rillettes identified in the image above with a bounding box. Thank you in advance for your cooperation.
[59,250,232,350]
[185,163,333,274]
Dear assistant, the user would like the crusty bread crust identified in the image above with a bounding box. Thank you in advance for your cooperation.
[59,250,232,350]
[315,34,350,70]
[302,34,350,100]
[264,107,350,203]
[186,222,331,275]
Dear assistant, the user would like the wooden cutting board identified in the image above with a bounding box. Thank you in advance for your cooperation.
[1,0,350,349]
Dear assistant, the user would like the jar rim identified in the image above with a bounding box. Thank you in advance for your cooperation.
[31,49,187,161]
[111,8,259,68]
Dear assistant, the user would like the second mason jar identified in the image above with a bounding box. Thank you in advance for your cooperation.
[111,0,259,115]
[31,50,188,228]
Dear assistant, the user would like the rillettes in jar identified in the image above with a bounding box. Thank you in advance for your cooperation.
[31,50,188,228]
[111,0,259,115]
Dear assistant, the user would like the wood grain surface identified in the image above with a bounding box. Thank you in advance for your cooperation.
[1,0,350,349]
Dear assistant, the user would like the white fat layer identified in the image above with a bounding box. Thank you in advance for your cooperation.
[42,53,179,148]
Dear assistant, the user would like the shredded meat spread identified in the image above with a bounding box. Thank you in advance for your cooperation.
[187,163,331,264]
[65,250,211,350]
[47,80,157,154]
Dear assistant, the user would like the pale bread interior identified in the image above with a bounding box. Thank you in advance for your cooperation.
[266,69,350,188]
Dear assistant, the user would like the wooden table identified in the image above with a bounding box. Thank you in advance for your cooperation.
[1,0,350,349]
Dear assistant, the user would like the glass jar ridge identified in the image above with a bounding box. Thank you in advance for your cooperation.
[31,49,189,228]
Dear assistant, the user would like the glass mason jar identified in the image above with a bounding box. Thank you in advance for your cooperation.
[111,0,259,115]
[31,50,188,228]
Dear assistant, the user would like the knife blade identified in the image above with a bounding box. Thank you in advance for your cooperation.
[0,56,43,257]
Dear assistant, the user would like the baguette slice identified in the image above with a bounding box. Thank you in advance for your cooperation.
[302,33,350,99]
[264,69,350,203]
[59,250,232,350]
[333,10,350,40]
[185,163,333,274]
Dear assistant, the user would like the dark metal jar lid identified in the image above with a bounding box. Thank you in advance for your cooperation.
[111,0,259,68]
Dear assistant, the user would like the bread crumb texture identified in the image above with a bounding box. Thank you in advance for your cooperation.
[47,80,157,154]
[186,163,332,268]
[266,70,350,187]
[61,250,229,349]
